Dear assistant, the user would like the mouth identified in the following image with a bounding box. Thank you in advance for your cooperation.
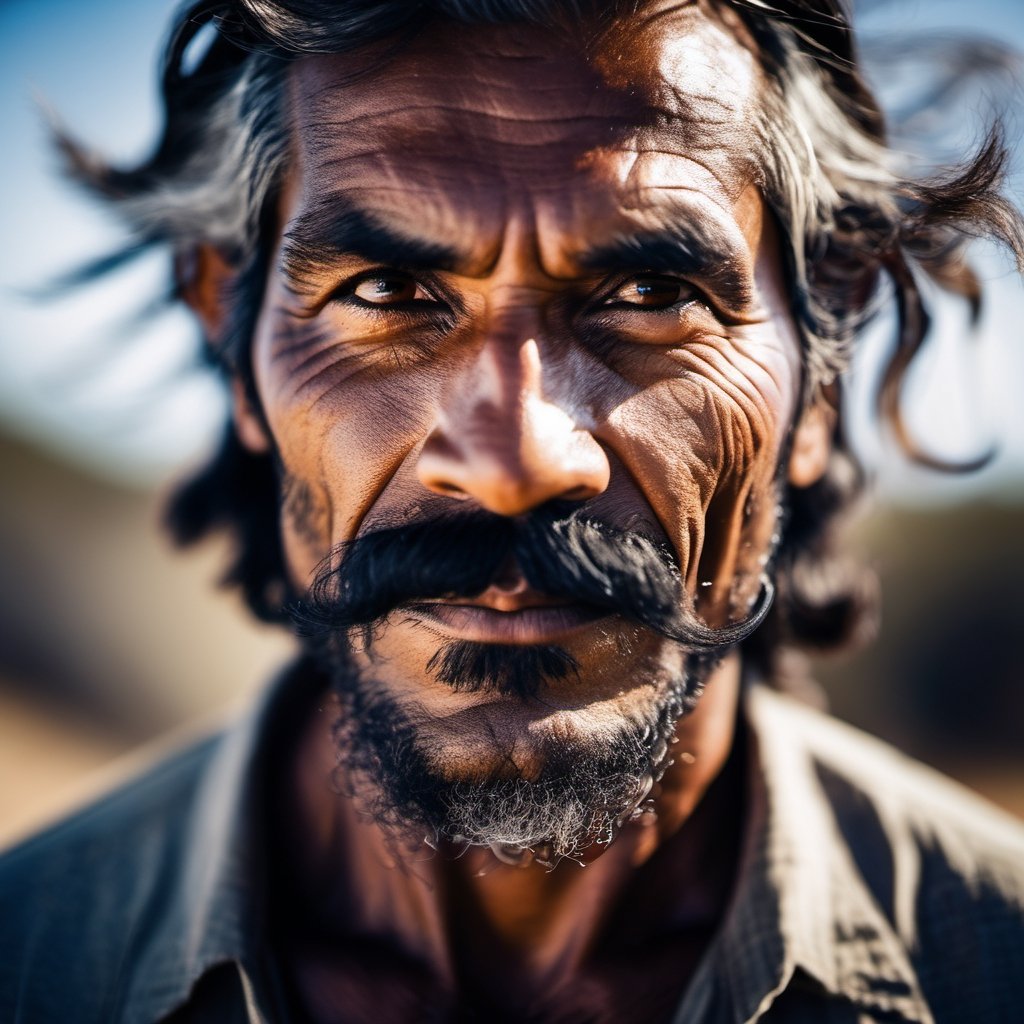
[405,583,611,644]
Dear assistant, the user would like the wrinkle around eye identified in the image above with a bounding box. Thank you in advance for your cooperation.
[583,303,728,350]
[267,307,452,391]
[673,342,777,437]
[286,342,428,413]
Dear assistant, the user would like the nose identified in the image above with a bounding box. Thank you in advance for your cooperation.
[417,337,610,516]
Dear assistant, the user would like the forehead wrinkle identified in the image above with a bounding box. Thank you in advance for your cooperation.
[607,137,754,219]
[600,0,765,189]
[291,29,651,172]
[304,99,646,194]
[296,30,644,128]
[303,104,641,152]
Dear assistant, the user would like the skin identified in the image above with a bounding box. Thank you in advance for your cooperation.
[190,2,832,1019]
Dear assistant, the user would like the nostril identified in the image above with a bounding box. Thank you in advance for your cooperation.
[560,485,596,502]
[432,481,469,499]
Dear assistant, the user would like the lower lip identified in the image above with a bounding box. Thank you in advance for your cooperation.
[403,602,611,644]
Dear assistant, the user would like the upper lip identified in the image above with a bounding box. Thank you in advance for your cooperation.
[403,566,611,644]
[419,582,573,614]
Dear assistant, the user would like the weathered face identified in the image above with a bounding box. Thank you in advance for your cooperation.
[241,2,823,845]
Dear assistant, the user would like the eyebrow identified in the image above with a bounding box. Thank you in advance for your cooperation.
[579,221,753,311]
[279,198,461,289]
[280,197,754,310]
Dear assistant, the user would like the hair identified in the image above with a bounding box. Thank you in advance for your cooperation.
[58,0,1024,673]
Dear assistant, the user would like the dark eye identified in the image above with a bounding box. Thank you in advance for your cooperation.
[605,276,691,310]
[351,272,430,305]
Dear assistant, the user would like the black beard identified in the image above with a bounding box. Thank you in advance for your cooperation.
[425,640,580,700]
[325,647,723,867]
[289,503,766,863]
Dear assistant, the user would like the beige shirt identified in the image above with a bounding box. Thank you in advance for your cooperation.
[3,661,1023,1023]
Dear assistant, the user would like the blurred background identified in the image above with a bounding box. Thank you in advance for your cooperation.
[1,0,1023,847]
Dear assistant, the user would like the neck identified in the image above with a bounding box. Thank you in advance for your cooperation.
[274,654,745,1003]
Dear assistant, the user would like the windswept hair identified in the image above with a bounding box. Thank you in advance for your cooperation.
[58,0,1024,670]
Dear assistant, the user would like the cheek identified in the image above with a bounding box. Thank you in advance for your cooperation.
[598,328,797,589]
[252,304,447,565]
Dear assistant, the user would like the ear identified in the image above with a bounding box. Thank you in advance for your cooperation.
[177,244,272,455]
[175,243,237,343]
[230,377,272,454]
[787,397,835,488]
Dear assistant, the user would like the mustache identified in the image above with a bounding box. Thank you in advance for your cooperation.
[292,504,773,652]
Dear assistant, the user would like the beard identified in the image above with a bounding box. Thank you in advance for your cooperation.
[323,646,722,867]
[292,503,770,866]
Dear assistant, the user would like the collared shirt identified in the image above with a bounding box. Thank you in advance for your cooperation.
[2,661,1024,1023]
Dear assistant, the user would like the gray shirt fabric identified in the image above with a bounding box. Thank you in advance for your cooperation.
[2,662,1023,1023]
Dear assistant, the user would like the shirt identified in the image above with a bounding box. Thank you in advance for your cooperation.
[2,660,1023,1024]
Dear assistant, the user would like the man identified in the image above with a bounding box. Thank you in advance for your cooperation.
[3,0,1024,1021]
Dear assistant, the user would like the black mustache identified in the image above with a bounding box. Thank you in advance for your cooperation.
[293,506,773,652]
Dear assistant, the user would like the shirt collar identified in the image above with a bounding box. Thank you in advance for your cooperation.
[121,658,322,1024]
[676,683,935,1024]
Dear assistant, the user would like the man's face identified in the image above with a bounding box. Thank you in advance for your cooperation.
[242,3,817,850]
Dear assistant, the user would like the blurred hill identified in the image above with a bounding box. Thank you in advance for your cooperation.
[0,428,292,843]
[811,497,1024,817]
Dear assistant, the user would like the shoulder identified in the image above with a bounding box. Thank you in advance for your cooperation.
[750,686,1024,1021]
[751,685,1024,877]
[0,730,224,1024]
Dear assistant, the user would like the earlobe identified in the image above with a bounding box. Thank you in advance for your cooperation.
[787,400,835,488]
[231,378,272,454]
[175,243,236,343]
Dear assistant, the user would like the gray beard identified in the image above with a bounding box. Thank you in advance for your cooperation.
[325,647,719,867]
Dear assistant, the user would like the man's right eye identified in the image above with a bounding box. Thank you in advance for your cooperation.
[348,271,432,306]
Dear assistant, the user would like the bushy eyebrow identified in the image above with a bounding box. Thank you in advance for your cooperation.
[579,222,753,311]
[279,197,460,288]
[279,196,754,310]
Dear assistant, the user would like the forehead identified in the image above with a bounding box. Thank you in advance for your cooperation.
[286,2,764,270]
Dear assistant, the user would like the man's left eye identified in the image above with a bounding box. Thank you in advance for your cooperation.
[604,276,692,310]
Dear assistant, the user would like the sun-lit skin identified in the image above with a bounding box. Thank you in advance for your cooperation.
[195,2,834,1018]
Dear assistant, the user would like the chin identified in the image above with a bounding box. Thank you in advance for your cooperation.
[326,637,714,865]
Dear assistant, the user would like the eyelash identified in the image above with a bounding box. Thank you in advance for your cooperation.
[332,269,704,312]
[331,271,444,309]
[323,275,466,341]
[591,274,703,314]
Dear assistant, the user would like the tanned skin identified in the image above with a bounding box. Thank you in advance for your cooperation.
[189,2,832,1020]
